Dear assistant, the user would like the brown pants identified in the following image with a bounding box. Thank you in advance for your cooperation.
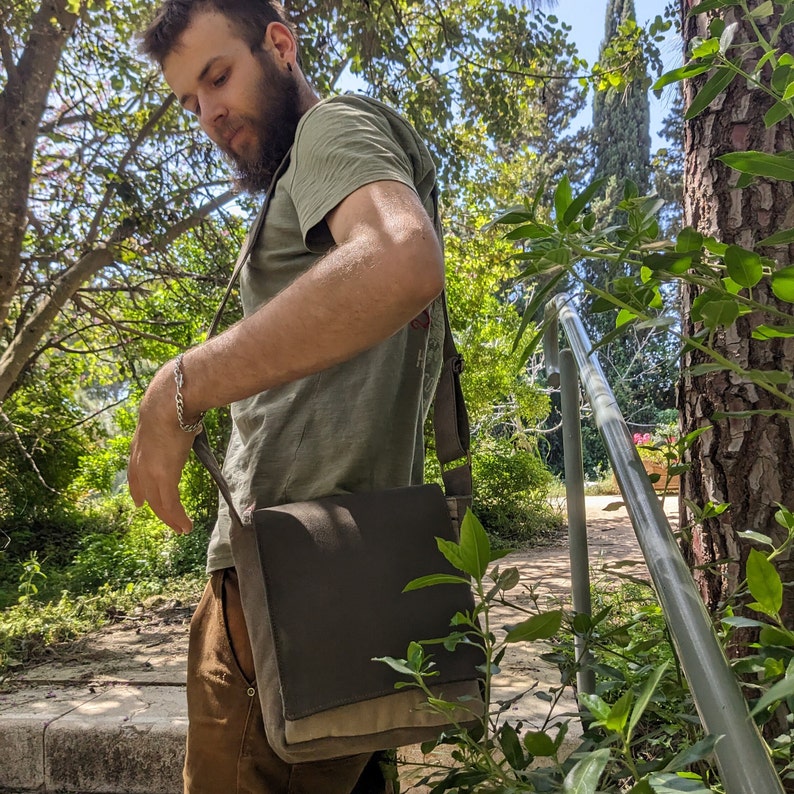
[184,568,390,794]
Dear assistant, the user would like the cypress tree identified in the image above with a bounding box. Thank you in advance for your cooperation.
[577,0,675,474]
[591,0,651,193]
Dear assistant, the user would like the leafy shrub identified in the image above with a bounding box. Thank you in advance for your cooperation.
[65,501,210,592]
[471,436,563,547]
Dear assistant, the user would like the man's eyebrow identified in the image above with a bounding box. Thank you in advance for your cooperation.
[178,55,224,107]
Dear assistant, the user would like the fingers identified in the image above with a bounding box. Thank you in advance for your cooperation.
[128,428,194,534]
[128,470,193,534]
[152,488,194,535]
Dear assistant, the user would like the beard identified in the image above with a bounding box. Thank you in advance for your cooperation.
[224,53,303,194]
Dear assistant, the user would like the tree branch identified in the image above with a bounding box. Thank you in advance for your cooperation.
[0,0,80,331]
[142,188,237,254]
[84,94,177,246]
[0,18,18,87]
[71,293,185,347]
[0,409,59,494]
[0,189,236,403]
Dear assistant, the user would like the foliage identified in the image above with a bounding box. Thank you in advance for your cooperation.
[573,0,678,479]
[728,508,794,782]
[494,167,794,416]
[424,431,560,550]
[491,3,794,612]
[0,571,204,675]
[380,511,720,792]
[591,0,652,196]
[297,0,585,185]
[470,436,562,548]
[381,506,794,789]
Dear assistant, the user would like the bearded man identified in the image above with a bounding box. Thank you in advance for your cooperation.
[128,1,446,792]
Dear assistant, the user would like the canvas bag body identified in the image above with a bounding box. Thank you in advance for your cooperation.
[223,484,483,764]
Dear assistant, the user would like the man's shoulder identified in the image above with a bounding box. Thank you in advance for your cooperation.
[293,93,419,150]
[300,93,407,124]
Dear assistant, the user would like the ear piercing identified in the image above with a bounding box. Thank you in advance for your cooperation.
[287,62,293,72]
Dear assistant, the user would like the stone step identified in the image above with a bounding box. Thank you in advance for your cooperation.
[0,683,186,793]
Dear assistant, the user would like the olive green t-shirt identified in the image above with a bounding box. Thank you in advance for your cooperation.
[206,95,444,572]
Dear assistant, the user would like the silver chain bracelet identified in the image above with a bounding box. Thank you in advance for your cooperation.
[174,353,206,434]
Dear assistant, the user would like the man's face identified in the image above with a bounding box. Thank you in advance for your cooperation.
[163,11,302,192]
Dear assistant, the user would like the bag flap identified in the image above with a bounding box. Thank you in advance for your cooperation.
[252,483,483,720]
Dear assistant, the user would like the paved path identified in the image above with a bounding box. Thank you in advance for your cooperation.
[0,495,679,793]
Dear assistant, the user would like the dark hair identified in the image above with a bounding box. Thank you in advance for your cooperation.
[140,0,300,65]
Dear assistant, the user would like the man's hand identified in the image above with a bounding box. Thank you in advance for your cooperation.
[128,360,197,534]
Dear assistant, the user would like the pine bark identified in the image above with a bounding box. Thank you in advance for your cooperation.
[679,2,794,628]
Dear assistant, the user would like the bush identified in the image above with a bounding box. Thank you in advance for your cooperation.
[472,436,563,547]
[65,501,210,592]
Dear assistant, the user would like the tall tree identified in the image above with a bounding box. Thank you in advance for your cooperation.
[591,0,652,195]
[678,1,794,626]
[576,0,675,475]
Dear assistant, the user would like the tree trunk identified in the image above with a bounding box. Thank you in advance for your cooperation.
[0,0,78,330]
[679,2,794,629]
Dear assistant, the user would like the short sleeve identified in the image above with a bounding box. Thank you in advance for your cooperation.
[285,97,420,249]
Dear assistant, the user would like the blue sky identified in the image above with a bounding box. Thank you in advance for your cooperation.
[553,0,682,148]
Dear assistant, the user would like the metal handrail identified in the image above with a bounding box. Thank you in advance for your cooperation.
[544,293,783,794]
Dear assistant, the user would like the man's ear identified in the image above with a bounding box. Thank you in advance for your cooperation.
[262,21,296,67]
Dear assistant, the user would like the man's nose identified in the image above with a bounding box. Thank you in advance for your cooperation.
[201,96,228,132]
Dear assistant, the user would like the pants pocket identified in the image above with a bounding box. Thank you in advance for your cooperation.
[221,567,256,684]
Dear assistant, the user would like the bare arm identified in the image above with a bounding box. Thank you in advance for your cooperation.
[128,180,444,532]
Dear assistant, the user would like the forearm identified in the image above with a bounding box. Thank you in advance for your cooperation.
[177,227,443,418]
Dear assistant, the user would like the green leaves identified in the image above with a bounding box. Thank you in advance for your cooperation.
[403,573,473,592]
[771,267,794,302]
[605,690,633,733]
[554,175,573,226]
[434,509,491,580]
[523,730,557,757]
[724,245,762,287]
[749,0,774,18]
[746,548,782,617]
[764,101,791,128]
[374,641,436,680]
[405,510,492,592]
[653,62,713,91]
[562,748,610,794]
[753,324,794,340]
[686,0,742,16]
[751,659,794,716]
[627,661,669,741]
[647,773,714,793]
[504,610,563,643]
[758,227,794,246]
[691,293,740,330]
[662,735,722,773]
[562,178,607,227]
[717,151,794,181]
[685,65,738,120]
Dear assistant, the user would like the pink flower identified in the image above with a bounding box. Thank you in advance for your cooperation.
[633,432,652,445]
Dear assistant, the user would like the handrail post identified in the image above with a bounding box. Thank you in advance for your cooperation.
[559,348,595,696]
[543,303,560,389]
[547,293,784,794]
